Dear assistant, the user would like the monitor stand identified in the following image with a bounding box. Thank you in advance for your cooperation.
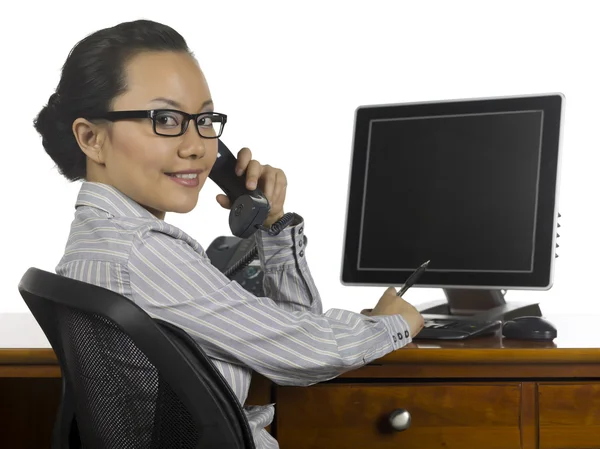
[416,289,542,323]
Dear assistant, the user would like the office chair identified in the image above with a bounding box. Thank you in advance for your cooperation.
[18,267,256,449]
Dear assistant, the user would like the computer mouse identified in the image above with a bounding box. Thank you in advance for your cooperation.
[502,316,557,341]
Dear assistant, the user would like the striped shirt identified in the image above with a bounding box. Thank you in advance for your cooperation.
[56,181,412,449]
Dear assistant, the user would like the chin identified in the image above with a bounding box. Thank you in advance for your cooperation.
[162,178,204,215]
[168,199,198,214]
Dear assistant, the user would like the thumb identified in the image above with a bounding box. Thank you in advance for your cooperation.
[216,194,231,209]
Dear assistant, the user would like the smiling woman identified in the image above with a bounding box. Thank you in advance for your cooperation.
[31,18,423,449]
[36,44,221,219]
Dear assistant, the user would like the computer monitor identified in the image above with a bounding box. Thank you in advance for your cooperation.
[340,93,564,322]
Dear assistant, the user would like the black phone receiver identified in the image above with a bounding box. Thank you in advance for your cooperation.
[208,139,270,238]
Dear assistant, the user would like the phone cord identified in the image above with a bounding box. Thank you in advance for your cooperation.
[224,213,302,278]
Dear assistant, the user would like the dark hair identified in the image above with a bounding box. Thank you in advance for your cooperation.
[33,20,192,181]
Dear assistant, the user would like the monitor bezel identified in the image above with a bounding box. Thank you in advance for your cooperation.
[340,93,565,290]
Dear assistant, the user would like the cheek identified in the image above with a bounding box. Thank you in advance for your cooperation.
[206,141,219,167]
[109,125,172,172]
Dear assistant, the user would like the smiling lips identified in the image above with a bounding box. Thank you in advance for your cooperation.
[166,170,203,187]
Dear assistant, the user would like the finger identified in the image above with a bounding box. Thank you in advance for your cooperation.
[361,309,373,316]
[235,148,253,176]
[245,160,263,190]
[260,166,277,201]
[216,194,231,209]
[271,170,288,208]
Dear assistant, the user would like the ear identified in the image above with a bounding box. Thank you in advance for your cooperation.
[72,118,108,164]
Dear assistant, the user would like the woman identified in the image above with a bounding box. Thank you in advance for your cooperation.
[33,19,423,449]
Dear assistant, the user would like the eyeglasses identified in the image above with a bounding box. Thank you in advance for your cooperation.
[87,109,227,138]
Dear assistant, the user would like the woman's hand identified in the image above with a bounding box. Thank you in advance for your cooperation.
[215,147,287,228]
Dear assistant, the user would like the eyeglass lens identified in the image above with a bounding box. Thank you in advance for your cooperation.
[154,111,224,137]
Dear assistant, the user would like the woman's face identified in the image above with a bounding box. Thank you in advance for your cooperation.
[87,51,218,219]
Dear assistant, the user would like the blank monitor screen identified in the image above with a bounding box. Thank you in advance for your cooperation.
[341,94,564,290]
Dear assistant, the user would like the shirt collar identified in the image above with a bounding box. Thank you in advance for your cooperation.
[75,182,159,220]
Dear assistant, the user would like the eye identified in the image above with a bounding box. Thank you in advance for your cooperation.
[154,111,182,128]
[197,115,215,128]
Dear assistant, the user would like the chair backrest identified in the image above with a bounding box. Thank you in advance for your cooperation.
[18,267,255,449]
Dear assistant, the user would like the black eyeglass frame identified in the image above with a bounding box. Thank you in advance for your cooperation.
[86,109,228,138]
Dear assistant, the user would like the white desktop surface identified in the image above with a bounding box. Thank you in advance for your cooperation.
[0,313,51,348]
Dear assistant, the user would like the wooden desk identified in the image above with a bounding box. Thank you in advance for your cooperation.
[3,313,600,449]
[275,315,600,449]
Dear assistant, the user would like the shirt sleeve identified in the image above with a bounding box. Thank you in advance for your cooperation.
[253,215,322,315]
[128,221,413,387]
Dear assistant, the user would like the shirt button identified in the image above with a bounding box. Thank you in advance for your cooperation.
[299,239,303,247]
[393,335,397,343]
[299,250,304,257]
[405,330,409,338]
[397,332,403,341]
[299,226,304,234]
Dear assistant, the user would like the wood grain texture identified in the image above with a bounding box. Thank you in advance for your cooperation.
[375,343,600,364]
[5,314,600,449]
[0,365,61,378]
[339,362,600,379]
[520,382,539,449]
[0,348,58,365]
[276,383,522,449]
[539,383,600,449]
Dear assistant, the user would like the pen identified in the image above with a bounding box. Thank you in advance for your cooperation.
[397,260,430,297]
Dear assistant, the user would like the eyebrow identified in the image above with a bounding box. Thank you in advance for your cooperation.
[149,97,214,111]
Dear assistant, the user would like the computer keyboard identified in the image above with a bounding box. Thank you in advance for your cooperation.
[414,318,502,340]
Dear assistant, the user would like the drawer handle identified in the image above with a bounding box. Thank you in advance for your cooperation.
[389,408,411,431]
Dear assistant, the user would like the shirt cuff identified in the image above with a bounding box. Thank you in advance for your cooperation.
[370,314,413,349]
[254,214,306,271]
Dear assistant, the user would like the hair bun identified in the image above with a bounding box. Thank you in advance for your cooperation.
[48,92,62,113]
[34,91,84,181]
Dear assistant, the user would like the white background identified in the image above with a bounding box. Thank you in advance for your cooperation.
[2,0,598,316]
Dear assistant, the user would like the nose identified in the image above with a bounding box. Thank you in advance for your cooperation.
[177,121,206,160]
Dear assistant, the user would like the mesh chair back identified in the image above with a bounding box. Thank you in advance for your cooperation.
[18,267,255,449]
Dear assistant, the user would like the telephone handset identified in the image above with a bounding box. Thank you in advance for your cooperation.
[206,139,300,283]
[206,139,269,280]
[208,139,271,239]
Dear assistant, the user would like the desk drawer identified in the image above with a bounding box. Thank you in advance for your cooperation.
[276,383,521,449]
[539,383,600,449]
